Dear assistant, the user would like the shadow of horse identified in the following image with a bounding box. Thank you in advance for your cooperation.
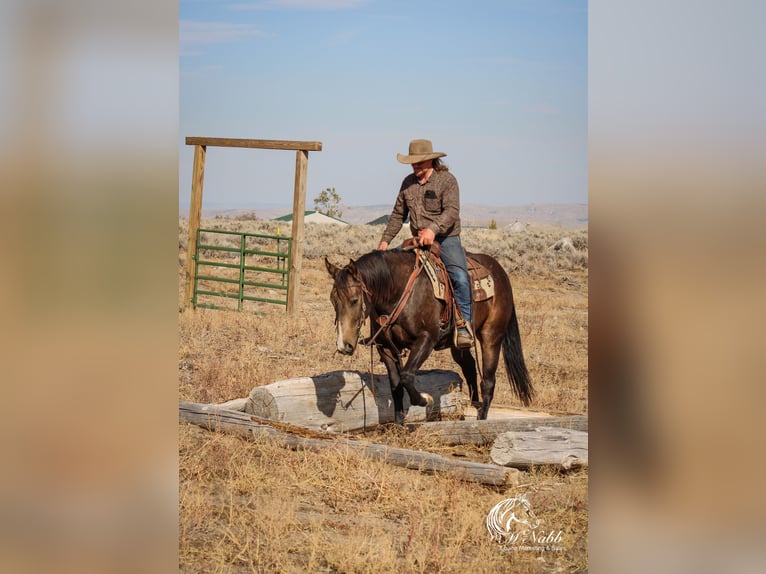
[309,369,461,429]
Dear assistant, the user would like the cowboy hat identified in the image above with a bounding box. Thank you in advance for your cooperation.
[396,139,447,164]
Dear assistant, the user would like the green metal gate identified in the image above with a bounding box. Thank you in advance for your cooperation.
[192,228,291,311]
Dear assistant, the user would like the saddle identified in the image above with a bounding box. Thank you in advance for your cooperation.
[401,238,495,331]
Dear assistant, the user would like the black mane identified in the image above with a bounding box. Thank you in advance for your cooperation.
[341,250,412,305]
[353,250,396,303]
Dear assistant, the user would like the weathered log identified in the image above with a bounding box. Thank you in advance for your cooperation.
[407,415,588,446]
[180,402,321,439]
[180,402,519,486]
[244,369,465,433]
[490,427,588,470]
[213,397,249,411]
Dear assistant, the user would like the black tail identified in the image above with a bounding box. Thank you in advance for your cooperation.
[502,305,534,405]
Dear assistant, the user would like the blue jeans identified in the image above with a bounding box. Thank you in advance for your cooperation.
[436,235,472,328]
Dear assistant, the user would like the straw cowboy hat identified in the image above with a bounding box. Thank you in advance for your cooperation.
[396,139,447,164]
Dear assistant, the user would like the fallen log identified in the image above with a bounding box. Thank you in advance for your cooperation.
[407,415,588,446]
[490,427,588,470]
[244,369,465,433]
[180,402,519,486]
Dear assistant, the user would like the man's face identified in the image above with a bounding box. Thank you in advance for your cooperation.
[412,159,433,180]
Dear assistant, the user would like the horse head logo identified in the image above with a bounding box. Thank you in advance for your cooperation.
[486,494,541,545]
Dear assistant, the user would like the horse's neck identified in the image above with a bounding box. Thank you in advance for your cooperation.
[365,253,409,309]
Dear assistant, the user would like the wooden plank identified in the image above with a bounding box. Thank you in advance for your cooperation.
[179,402,519,486]
[245,370,465,433]
[490,427,588,470]
[406,415,588,446]
[184,144,206,309]
[287,149,308,315]
[185,137,322,152]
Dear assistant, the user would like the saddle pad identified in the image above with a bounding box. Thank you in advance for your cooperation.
[472,275,495,302]
[419,251,495,302]
[419,250,447,300]
[467,256,495,302]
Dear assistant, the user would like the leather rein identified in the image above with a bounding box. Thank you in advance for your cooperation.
[359,249,425,349]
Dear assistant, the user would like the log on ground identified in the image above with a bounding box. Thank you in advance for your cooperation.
[244,369,465,433]
[407,415,588,446]
[180,402,518,486]
[490,427,588,470]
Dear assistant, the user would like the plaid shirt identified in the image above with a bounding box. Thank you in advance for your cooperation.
[380,169,462,245]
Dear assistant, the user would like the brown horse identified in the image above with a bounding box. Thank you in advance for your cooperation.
[325,248,533,424]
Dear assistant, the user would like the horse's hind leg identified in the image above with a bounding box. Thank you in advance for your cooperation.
[450,347,479,408]
[476,339,503,420]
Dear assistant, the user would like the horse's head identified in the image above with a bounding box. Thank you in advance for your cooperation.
[325,257,370,355]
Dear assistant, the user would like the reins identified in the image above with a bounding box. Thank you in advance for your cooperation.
[361,251,424,348]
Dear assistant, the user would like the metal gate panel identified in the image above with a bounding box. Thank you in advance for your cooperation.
[192,228,291,312]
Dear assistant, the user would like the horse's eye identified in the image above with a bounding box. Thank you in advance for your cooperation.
[351,298,359,306]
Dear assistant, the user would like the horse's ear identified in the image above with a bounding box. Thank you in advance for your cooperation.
[347,259,358,278]
[325,257,341,279]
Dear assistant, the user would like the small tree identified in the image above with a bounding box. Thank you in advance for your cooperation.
[489,218,498,230]
[313,187,343,219]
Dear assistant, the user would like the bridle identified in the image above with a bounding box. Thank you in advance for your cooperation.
[333,273,373,347]
[334,252,425,361]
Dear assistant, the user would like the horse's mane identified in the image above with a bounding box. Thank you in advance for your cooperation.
[339,250,410,305]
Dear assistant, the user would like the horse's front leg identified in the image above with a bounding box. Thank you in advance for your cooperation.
[399,335,437,411]
[377,346,406,425]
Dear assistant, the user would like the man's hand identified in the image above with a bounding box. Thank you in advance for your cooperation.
[377,241,388,251]
[417,228,436,246]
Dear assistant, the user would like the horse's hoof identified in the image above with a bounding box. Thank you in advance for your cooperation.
[420,393,433,407]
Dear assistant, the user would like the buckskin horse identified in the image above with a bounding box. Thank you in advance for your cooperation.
[325,245,533,424]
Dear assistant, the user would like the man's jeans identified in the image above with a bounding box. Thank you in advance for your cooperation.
[436,235,472,328]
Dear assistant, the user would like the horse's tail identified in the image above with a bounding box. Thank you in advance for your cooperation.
[502,305,534,405]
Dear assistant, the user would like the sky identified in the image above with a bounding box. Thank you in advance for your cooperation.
[179,0,587,210]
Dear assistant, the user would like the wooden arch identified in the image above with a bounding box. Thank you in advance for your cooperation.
[183,137,323,315]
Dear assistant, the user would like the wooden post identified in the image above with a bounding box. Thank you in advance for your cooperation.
[287,149,308,315]
[184,144,206,309]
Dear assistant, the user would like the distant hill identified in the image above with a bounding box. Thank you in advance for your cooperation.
[338,203,587,228]
[186,202,587,229]
[366,214,390,226]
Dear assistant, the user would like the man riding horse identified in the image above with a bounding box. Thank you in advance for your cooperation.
[376,139,475,350]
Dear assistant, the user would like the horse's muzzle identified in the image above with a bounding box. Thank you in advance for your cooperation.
[338,342,355,355]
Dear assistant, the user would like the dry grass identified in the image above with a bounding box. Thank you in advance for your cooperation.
[179,217,588,573]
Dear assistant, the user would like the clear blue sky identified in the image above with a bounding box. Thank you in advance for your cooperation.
[180,0,587,210]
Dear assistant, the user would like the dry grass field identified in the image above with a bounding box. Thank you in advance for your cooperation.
[178,217,588,573]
